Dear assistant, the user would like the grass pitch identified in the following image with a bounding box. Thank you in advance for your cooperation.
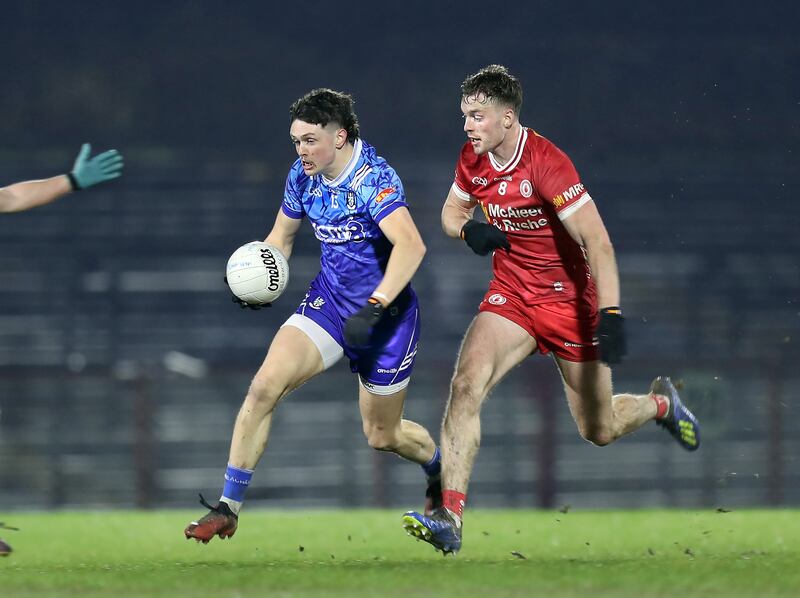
[1,509,798,597]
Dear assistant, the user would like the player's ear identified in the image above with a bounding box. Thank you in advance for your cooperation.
[503,108,515,129]
[335,128,348,150]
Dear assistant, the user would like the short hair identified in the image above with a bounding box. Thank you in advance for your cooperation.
[289,88,360,141]
[461,65,523,113]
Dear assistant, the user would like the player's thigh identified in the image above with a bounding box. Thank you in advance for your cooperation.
[251,325,327,399]
[453,311,537,396]
[555,356,613,429]
[358,384,407,431]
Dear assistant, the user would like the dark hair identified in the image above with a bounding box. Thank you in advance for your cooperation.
[289,88,360,141]
[460,65,523,113]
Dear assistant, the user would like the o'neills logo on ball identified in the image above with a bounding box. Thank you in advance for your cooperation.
[260,248,281,291]
[488,293,506,305]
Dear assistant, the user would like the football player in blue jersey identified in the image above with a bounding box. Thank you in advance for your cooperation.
[185,89,441,543]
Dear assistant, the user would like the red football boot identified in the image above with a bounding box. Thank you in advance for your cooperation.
[184,494,238,543]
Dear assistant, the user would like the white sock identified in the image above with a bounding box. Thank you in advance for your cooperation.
[220,496,242,515]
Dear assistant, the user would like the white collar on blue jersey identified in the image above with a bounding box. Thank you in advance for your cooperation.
[319,138,363,187]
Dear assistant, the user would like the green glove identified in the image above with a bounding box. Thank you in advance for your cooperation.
[68,143,124,190]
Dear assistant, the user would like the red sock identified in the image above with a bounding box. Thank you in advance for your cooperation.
[651,392,669,420]
[442,489,466,519]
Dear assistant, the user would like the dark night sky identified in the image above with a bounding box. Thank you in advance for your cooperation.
[0,1,795,178]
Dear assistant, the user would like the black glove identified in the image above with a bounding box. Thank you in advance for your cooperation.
[344,298,385,347]
[224,277,270,310]
[461,220,510,256]
[597,307,626,365]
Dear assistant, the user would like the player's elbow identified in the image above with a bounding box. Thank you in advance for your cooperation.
[441,205,465,239]
[400,233,426,262]
[584,231,614,255]
[412,238,427,270]
[415,236,427,260]
[441,215,464,239]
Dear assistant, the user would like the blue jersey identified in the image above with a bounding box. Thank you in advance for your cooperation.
[282,138,410,316]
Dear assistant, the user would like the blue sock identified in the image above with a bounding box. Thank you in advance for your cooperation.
[421,446,441,478]
[221,464,253,504]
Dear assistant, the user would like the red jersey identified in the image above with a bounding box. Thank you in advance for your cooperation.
[453,127,596,306]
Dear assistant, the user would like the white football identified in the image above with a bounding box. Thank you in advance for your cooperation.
[226,241,289,305]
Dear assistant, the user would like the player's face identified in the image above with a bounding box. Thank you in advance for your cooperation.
[289,120,340,176]
[461,95,512,155]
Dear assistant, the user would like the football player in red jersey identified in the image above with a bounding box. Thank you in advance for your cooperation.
[402,65,700,555]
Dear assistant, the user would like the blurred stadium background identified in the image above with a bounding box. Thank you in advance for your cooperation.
[0,2,797,513]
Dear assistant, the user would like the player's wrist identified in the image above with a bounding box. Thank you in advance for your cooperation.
[460,220,479,240]
[345,295,386,347]
[369,292,389,308]
[67,172,82,191]
[366,298,386,319]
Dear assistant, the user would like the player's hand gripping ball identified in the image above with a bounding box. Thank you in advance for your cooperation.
[226,242,289,308]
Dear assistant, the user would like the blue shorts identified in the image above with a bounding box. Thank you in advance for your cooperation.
[281,278,420,395]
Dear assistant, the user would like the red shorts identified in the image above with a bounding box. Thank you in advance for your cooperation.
[478,283,599,362]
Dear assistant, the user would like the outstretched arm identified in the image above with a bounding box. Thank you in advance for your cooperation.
[0,144,123,213]
[0,176,73,213]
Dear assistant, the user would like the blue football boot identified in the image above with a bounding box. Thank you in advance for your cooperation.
[402,508,462,555]
[652,376,700,451]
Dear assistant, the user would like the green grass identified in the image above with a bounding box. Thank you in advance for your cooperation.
[1,509,798,597]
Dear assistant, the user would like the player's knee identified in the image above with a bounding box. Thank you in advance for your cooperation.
[450,374,485,414]
[362,423,398,452]
[581,426,614,447]
[245,378,284,411]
